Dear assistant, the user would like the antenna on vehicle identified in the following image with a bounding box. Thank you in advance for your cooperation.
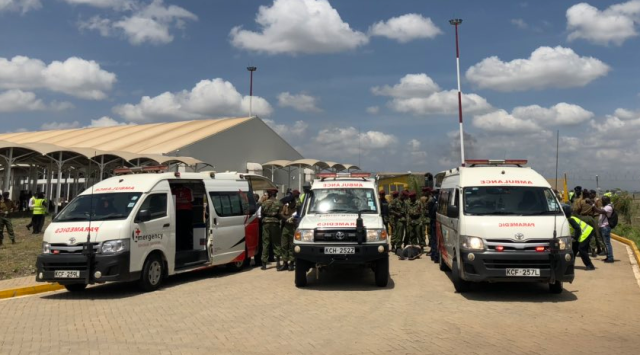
[84,151,97,284]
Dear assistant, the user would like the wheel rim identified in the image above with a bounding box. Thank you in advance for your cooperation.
[148,260,162,285]
[235,261,243,268]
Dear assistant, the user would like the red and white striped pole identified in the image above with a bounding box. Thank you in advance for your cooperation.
[450,18,465,167]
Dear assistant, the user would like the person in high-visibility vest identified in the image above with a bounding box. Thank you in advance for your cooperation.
[564,205,595,270]
[32,192,47,234]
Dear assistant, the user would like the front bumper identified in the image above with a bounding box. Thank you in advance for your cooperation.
[459,250,575,283]
[294,243,388,265]
[36,252,134,285]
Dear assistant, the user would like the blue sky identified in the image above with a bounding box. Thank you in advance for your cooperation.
[1,0,640,190]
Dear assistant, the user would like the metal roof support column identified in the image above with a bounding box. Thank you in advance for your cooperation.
[73,170,79,199]
[99,155,105,182]
[54,152,63,214]
[298,166,302,191]
[2,147,13,195]
[46,164,52,202]
[66,171,71,201]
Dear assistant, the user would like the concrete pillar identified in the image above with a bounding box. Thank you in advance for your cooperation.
[2,147,13,193]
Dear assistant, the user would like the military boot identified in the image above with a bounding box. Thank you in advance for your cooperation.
[288,261,295,271]
[260,263,267,270]
[277,261,288,272]
[275,257,281,270]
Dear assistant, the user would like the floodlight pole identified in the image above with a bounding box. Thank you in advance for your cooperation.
[450,18,465,167]
[247,66,257,117]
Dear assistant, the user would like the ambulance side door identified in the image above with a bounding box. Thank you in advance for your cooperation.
[130,185,174,274]
[208,189,246,264]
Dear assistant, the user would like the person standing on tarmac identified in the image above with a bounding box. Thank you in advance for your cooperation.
[261,188,283,270]
[419,187,431,249]
[31,192,47,234]
[379,190,390,234]
[406,191,423,247]
[564,205,595,270]
[279,191,299,271]
[388,191,401,251]
[0,192,17,245]
[427,189,439,262]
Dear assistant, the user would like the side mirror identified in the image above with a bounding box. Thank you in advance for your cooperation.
[136,210,152,223]
[447,205,459,218]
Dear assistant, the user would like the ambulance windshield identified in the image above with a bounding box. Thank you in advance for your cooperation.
[308,188,378,214]
[463,187,561,216]
[55,193,142,222]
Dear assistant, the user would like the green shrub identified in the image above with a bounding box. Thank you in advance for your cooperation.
[612,193,634,224]
[614,223,640,249]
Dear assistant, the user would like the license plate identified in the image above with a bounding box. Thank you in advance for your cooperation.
[54,270,80,278]
[506,268,540,277]
[324,247,355,255]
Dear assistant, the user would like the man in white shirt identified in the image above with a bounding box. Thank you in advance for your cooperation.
[594,196,614,263]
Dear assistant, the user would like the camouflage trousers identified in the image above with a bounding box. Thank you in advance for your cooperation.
[280,224,295,262]
[406,221,422,246]
[392,220,406,250]
[261,222,282,263]
[0,216,15,242]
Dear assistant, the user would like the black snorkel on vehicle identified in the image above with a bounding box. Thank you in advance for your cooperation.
[356,211,366,245]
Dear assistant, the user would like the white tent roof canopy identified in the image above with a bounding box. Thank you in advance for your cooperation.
[262,159,359,172]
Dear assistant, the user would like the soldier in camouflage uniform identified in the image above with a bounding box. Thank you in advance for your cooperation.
[279,191,299,271]
[419,187,431,248]
[406,191,423,246]
[0,192,16,245]
[390,191,407,251]
[388,191,400,251]
[260,188,283,270]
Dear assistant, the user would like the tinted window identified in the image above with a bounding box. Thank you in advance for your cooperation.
[308,188,378,214]
[54,193,141,222]
[209,192,248,217]
[140,194,167,220]
[463,186,562,216]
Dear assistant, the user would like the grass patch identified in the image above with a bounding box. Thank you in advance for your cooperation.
[0,216,51,280]
[613,223,640,249]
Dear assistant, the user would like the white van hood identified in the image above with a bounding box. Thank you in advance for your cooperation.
[460,215,570,241]
[299,213,383,229]
[44,221,129,244]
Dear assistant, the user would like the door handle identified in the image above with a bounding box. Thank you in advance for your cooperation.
[213,218,218,225]
[163,223,170,228]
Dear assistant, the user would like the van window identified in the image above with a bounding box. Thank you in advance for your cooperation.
[437,189,450,215]
[54,192,141,222]
[463,186,562,216]
[209,192,247,217]
[140,194,167,220]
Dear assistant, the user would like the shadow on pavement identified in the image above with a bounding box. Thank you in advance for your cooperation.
[444,272,578,303]
[40,264,257,300]
[300,265,395,291]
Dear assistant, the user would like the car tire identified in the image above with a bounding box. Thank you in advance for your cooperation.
[64,284,87,292]
[374,257,389,287]
[439,249,450,271]
[451,257,471,293]
[295,258,308,288]
[139,254,164,292]
[549,280,563,294]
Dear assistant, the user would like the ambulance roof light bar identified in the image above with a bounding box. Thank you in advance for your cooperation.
[316,172,371,181]
[113,165,169,175]
[465,159,528,167]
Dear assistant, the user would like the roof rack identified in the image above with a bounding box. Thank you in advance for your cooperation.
[465,159,528,167]
[316,172,371,181]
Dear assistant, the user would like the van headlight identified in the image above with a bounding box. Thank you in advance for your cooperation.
[101,239,129,254]
[558,237,570,251]
[42,242,51,254]
[294,229,314,242]
[366,229,388,242]
[462,236,485,250]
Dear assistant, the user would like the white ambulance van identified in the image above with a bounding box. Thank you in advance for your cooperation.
[293,172,389,288]
[36,168,275,292]
[436,160,575,294]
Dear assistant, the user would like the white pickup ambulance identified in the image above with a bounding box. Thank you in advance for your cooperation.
[436,160,575,294]
[36,168,275,292]
[293,172,389,288]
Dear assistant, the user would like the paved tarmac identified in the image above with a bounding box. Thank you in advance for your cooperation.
[1,241,639,355]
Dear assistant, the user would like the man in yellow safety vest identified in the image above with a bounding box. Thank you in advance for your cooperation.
[32,192,47,234]
[564,205,595,270]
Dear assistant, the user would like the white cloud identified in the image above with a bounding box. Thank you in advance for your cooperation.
[510,18,528,29]
[77,0,197,45]
[263,118,308,138]
[277,92,321,112]
[407,139,427,163]
[88,116,130,127]
[473,102,593,133]
[366,106,380,115]
[613,108,640,120]
[113,78,273,122]
[473,109,542,133]
[369,13,442,43]
[511,103,594,125]
[466,46,610,91]
[229,0,368,55]
[0,90,73,112]
[314,127,397,156]
[0,56,116,100]
[566,1,640,46]
[41,121,81,130]
[372,73,493,116]
[63,0,134,10]
[0,0,41,14]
